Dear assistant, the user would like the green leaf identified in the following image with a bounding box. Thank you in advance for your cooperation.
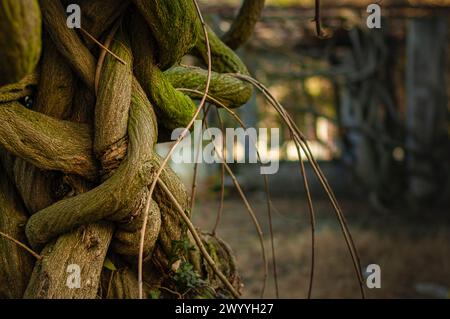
[149,289,160,299]
[103,257,117,271]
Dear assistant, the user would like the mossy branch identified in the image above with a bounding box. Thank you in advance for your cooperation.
[0,102,98,180]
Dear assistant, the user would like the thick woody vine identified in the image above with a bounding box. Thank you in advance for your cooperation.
[0,0,365,299]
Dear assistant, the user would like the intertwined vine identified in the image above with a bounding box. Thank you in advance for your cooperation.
[0,0,266,299]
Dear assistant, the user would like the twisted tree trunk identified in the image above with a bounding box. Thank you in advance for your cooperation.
[0,0,264,299]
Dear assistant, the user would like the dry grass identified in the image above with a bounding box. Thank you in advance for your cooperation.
[193,195,450,298]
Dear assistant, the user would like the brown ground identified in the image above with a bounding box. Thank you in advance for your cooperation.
[193,195,450,299]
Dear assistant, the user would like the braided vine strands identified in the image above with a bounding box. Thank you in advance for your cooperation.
[132,0,199,70]
[222,0,266,50]
[0,0,264,299]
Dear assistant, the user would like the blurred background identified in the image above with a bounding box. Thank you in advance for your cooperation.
[157,0,450,298]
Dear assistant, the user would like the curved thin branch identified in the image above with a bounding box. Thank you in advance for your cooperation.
[157,178,240,299]
[80,27,127,66]
[233,73,366,298]
[0,231,41,260]
[211,108,225,236]
[95,21,121,96]
[203,120,268,299]
[177,89,272,298]
[189,105,211,216]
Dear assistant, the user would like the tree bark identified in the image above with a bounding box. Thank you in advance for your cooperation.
[0,0,262,299]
